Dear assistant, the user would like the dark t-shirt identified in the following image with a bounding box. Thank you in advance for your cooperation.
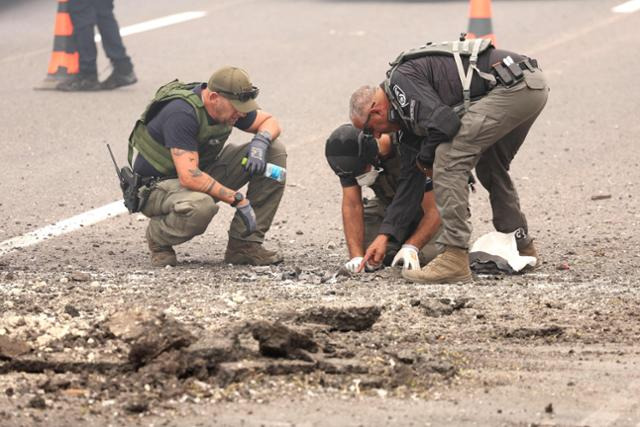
[376,132,432,242]
[134,83,257,177]
[336,137,433,242]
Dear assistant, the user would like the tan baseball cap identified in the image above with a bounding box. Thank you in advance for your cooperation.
[207,66,259,113]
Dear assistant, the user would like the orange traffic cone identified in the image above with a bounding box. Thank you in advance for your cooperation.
[36,0,79,89]
[467,0,496,45]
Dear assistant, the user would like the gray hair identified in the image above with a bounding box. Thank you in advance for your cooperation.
[349,85,376,123]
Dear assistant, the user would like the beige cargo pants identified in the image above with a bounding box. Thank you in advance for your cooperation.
[433,68,549,249]
[141,139,286,247]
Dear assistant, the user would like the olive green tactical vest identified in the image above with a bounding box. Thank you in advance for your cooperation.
[385,38,496,115]
[128,80,233,176]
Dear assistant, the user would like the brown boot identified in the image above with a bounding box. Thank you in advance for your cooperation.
[146,229,177,267]
[402,246,472,284]
[519,240,541,270]
[224,238,283,266]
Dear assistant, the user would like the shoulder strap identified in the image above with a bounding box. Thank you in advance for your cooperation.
[386,37,496,114]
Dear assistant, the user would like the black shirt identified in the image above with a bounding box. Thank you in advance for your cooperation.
[337,136,433,243]
[377,132,432,242]
[134,83,257,177]
[387,47,523,165]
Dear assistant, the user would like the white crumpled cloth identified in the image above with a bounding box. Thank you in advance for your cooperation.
[470,231,537,273]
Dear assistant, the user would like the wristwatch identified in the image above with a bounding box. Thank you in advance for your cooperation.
[257,130,272,142]
[230,192,245,207]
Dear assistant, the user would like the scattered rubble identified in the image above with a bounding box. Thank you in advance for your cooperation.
[502,325,565,339]
[294,305,382,331]
[0,336,31,360]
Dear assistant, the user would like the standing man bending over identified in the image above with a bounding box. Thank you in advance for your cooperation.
[129,66,286,267]
[350,38,548,283]
[325,124,441,273]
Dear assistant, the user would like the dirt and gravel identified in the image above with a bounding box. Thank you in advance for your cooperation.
[1,176,640,426]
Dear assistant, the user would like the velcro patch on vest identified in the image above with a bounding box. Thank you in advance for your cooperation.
[393,85,408,107]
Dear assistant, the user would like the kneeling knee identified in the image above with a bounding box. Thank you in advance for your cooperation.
[175,197,218,235]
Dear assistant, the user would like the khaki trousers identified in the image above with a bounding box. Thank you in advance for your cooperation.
[142,139,286,247]
[433,69,549,249]
[363,197,441,265]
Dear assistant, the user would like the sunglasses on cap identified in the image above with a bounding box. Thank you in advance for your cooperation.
[216,86,260,102]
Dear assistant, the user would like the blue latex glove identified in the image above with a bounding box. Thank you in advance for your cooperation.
[244,132,270,176]
[236,200,257,237]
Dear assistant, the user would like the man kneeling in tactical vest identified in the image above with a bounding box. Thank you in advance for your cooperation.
[350,36,549,284]
[128,66,286,267]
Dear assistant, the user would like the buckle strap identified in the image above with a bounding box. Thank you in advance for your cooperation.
[453,39,497,113]
[519,58,539,71]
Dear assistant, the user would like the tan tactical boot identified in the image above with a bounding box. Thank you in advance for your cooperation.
[146,229,177,267]
[224,238,283,266]
[402,246,472,284]
[519,240,541,270]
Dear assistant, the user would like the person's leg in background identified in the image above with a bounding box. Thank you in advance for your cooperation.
[95,0,137,90]
[57,0,101,91]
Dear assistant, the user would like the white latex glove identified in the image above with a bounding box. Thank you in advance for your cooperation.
[391,244,421,270]
[345,256,364,273]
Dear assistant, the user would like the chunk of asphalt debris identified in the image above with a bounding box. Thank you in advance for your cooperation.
[39,376,71,393]
[127,316,196,368]
[124,400,149,414]
[103,308,159,341]
[251,321,318,358]
[421,298,472,317]
[64,304,80,317]
[420,359,458,378]
[295,306,382,332]
[318,358,369,374]
[503,325,565,339]
[216,360,316,387]
[186,335,244,366]
[545,403,554,413]
[281,266,302,280]
[0,354,126,375]
[28,396,46,409]
[0,336,32,360]
[69,271,91,282]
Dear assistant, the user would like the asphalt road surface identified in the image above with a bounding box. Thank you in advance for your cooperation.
[1,0,640,426]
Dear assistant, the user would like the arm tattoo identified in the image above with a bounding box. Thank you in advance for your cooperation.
[203,177,216,194]
[218,187,234,199]
[188,168,204,178]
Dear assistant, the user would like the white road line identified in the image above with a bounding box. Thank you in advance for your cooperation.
[1,11,207,63]
[613,0,640,13]
[528,14,625,55]
[0,201,128,257]
[94,11,207,42]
